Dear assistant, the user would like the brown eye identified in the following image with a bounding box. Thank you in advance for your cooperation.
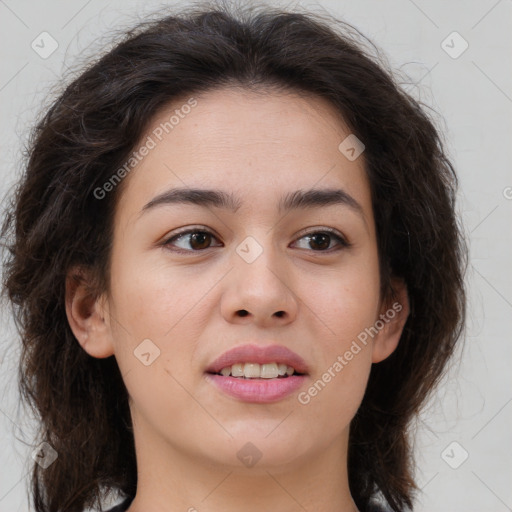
[163,229,222,252]
[307,233,331,250]
[293,230,350,252]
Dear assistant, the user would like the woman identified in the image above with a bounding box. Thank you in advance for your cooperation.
[0,1,467,511]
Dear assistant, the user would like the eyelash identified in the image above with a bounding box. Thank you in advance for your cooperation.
[161,226,351,254]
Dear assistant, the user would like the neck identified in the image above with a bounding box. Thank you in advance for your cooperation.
[126,413,360,512]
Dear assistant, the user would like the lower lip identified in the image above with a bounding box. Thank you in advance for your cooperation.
[205,374,307,403]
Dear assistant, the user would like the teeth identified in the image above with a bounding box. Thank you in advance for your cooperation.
[218,362,297,378]
[243,363,261,378]
[260,363,278,379]
[231,363,244,377]
[277,363,288,376]
[220,367,231,377]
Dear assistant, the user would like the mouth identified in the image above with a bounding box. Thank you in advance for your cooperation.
[204,344,309,403]
[207,362,305,379]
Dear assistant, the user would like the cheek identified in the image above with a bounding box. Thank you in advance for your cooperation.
[107,257,209,406]
[307,261,381,340]
[108,265,205,441]
[119,356,200,451]
[297,276,377,427]
[110,251,212,340]
[300,256,379,403]
[297,355,371,444]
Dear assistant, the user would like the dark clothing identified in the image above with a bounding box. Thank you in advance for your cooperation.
[105,496,134,512]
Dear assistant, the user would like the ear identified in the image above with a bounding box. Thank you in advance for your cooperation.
[65,265,115,359]
[371,277,410,363]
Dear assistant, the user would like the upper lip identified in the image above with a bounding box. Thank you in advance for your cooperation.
[206,344,309,375]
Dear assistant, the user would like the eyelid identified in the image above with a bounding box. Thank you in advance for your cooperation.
[161,225,351,252]
[293,226,350,247]
[160,225,222,251]
[165,224,217,239]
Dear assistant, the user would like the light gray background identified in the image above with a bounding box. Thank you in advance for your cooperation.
[0,1,511,511]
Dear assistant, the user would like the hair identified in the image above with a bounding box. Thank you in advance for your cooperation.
[0,1,467,511]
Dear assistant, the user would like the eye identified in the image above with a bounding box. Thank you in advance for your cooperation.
[162,228,222,252]
[292,228,350,252]
[162,227,350,253]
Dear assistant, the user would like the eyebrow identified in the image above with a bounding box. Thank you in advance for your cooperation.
[139,186,365,221]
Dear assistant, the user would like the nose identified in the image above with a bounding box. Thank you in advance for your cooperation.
[220,239,298,328]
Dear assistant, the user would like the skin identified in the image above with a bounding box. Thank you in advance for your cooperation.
[66,87,409,512]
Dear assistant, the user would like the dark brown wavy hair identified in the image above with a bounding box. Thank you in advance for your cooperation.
[0,1,467,511]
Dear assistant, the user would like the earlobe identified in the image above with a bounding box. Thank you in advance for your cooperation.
[65,266,115,359]
[371,278,410,363]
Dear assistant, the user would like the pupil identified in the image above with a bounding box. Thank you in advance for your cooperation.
[191,232,210,250]
[311,233,329,250]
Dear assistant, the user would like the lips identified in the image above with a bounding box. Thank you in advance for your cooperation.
[205,343,309,376]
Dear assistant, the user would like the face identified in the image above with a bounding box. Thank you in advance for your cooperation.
[69,87,407,473]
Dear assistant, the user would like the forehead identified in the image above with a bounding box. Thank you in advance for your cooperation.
[149,86,354,156]
[115,86,372,220]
